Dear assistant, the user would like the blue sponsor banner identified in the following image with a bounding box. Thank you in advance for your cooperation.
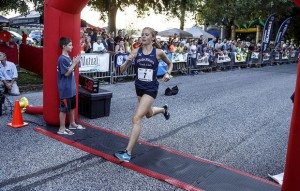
[116,52,171,75]
[115,53,135,67]
[157,53,172,76]
[261,14,276,52]
[274,17,292,49]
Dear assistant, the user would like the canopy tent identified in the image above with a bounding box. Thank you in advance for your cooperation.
[80,19,105,32]
[9,11,43,27]
[158,28,193,38]
[206,26,220,38]
[185,25,214,39]
[0,15,9,26]
[0,15,9,23]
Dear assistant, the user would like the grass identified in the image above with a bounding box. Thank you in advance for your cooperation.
[18,68,43,85]
[17,68,43,92]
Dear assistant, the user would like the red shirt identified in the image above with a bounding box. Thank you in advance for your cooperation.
[22,33,28,44]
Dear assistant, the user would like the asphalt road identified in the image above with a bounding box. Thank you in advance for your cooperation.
[0,63,297,191]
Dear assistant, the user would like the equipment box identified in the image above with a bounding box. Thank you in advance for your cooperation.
[79,74,100,93]
[78,87,113,119]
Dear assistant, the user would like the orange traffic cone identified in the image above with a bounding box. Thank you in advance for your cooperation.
[7,100,28,128]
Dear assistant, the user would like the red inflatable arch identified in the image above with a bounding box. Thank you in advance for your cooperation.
[282,1,300,190]
[43,0,89,125]
[42,0,299,189]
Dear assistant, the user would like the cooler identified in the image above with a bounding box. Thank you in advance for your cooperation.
[78,87,112,119]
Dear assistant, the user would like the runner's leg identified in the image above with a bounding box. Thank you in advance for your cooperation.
[126,94,154,155]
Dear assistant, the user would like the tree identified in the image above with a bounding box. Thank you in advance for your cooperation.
[88,0,164,33]
[0,0,43,15]
[196,0,296,39]
[161,0,200,30]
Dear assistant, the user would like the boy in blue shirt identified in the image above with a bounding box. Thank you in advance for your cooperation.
[57,37,85,135]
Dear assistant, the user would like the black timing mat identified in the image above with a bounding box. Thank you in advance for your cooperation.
[34,121,281,191]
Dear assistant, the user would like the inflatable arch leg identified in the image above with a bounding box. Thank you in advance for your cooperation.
[43,0,89,125]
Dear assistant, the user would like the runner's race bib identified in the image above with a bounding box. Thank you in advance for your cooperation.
[138,68,153,82]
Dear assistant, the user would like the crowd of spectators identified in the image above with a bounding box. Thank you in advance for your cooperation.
[80,28,141,55]
[79,27,299,60]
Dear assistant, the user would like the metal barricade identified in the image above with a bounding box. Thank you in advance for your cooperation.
[232,52,248,68]
[215,52,232,71]
[281,51,291,64]
[78,49,299,83]
[113,53,136,82]
[248,52,261,67]
[290,51,300,63]
[79,53,113,84]
[170,52,189,75]
[261,52,272,66]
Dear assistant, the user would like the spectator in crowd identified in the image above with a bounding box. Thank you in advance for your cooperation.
[197,35,204,45]
[153,38,161,49]
[107,31,115,52]
[189,41,197,67]
[248,41,255,52]
[124,34,131,53]
[85,36,92,53]
[169,39,178,53]
[80,31,86,53]
[176,42,184,53]
[161,41,169,52]
[133,37,142,49]
[221,39,229,51]
[101,31,108,50]
[214,39,222,50]
[115,38,125,54]
[114,29,123,46]
[208,37,216,49]
[93,37,107,53]
[91,28,98,45]
[21,31,28,44]
[129,38,135,51]
[86,28,93,37]
[197,38,206,55]
[0,52,20,96]
[171,33,178,44]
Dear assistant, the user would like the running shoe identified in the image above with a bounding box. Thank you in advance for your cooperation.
[163,104,170,120]
[114,150,131,162]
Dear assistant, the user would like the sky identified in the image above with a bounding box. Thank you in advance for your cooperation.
[81,5,195,32]
[6,5,195,32]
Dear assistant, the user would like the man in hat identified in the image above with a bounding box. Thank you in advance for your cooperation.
[0,52,20,95]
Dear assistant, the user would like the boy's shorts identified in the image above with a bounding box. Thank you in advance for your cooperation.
[59,96,76,112]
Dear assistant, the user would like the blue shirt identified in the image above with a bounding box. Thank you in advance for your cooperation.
[134,48,159,92]
[57,55,76,99]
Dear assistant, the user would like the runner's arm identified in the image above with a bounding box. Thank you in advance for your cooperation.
[158,49,173,81]
[120,49,138,74]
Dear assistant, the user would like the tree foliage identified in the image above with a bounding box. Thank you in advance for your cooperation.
[197,0,295,26]
[162,0,199,29]
[0,0,43,15]
[197,0,299,41]
[88,0,165,32]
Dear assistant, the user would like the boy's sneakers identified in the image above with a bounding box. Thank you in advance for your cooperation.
[114,150,131,162]
[163,104,170,120]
